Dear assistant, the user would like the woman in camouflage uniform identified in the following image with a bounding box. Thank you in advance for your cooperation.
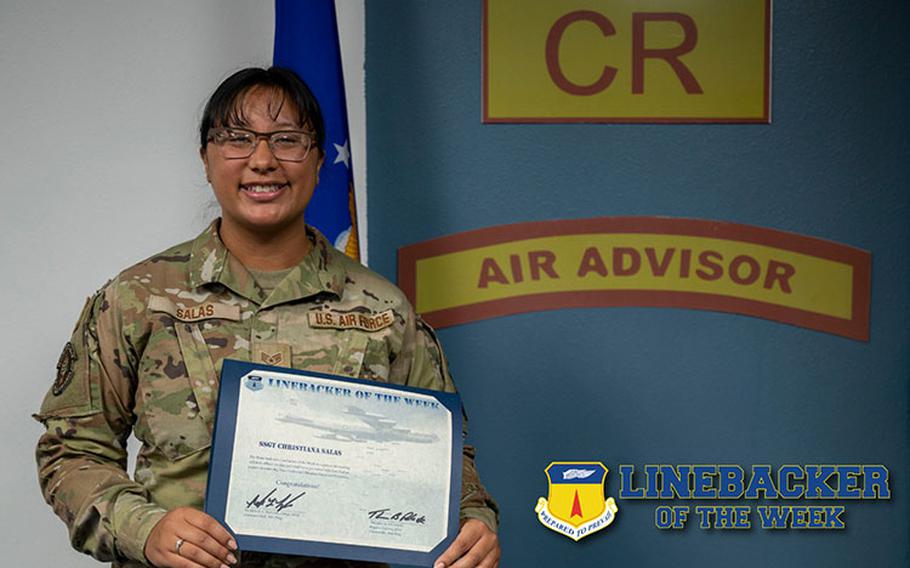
[35,67,500,568]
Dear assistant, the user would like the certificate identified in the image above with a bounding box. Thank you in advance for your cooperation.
[205,360,463,566]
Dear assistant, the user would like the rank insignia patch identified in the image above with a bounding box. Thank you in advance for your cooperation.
[261,352,284,366]
[255,343,291,368]
[535,461,618,541]
[52,341,77,396]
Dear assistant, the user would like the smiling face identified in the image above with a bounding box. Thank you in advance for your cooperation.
[201,86,323,237]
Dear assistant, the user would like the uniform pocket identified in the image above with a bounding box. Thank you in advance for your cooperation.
[359,338,391,382]
[36,294,99,420]
[137,321,214,461]
[332,332,369,378]
[144,296,230,461]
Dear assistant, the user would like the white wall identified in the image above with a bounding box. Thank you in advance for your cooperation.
[0,1,365,565]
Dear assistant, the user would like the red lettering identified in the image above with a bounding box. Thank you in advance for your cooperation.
[529,250,559,280]
[696,251,723,281]
[645,247,675,276]
[764,260,795,293]
[546,10,617,96]
[679,249,692,277]
[509,254,524,283]
[729,255,761,285]
[478,257,509,288]
[577,246,608,277]
[178,307,208,320]
[613,247,641,276]
[632,12,702,94]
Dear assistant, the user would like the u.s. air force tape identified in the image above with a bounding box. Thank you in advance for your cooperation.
[307,308,395,332]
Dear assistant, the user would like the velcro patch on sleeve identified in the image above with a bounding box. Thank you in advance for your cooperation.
[52,341,77,396]
[148,295,241,322]
[308,308,395,332]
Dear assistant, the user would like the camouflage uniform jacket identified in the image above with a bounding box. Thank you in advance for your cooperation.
[35,220,498,567]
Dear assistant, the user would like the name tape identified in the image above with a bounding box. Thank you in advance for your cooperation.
[148,295,241,322]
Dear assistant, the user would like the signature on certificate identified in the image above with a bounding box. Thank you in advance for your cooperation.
[367,508,427,524]
[245,488,306,513]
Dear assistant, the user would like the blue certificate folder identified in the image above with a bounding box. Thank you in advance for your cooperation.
[205,359,463,566]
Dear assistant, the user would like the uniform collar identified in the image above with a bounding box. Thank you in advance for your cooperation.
[188,219,346,306]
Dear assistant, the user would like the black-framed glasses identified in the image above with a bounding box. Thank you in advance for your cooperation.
[207,127,316,162]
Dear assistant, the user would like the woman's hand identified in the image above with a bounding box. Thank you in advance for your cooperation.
[433,519,500,568]
[144,507,238,568]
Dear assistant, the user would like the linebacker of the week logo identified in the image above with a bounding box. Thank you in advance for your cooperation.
[535,462,619,541]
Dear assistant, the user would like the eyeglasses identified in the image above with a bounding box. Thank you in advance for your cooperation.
[207,127,316,162]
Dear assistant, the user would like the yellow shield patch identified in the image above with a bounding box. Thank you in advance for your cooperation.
[535,461,618,541]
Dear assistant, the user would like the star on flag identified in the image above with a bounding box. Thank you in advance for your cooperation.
[333,139,350,168]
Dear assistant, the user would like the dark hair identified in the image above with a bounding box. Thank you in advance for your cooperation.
[199,66,325,153]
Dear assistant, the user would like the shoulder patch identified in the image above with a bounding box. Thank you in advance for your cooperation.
[308,308,395,332]
[52,342,77,396]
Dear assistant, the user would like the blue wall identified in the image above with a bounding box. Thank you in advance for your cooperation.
[367,3,908,566]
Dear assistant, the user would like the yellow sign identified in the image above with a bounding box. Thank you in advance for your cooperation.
[483,0,771,122]
[398,218,871,340]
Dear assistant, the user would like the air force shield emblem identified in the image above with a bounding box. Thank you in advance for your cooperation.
[244,375,264,392]
[535,462,618,541]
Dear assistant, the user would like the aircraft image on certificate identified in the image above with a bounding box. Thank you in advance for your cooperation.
[277,406,440,444]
